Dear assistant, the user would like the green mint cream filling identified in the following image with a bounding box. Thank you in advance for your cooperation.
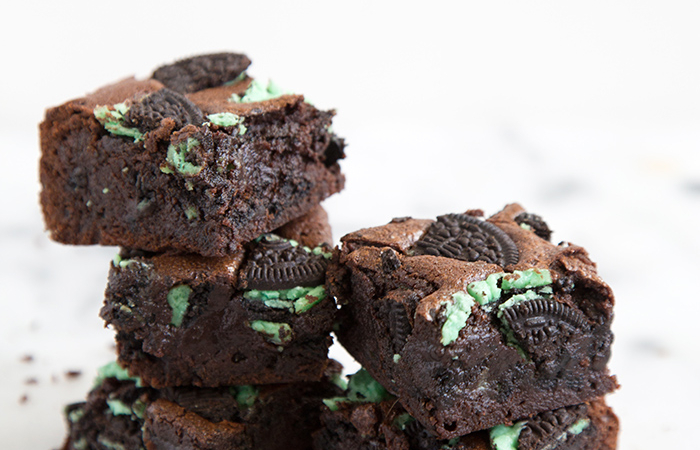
[94,361,142,388]
[440,291,475,346]
[229,385,259,408]
[162,138,202,176]
[244,285,327,314]
[228,79,290,103]
[322,369,392,411]
[167,285,192,327]
[249,320,293,345]
[93,103,143,143]
[489,422,526,450]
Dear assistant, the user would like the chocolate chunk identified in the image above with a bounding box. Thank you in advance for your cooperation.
[413,214,519,266]
[124,88,204,133]
[515,212,552,241]
[381,249,401,273]
[518,404,589,450]
[323,135,346,167]
[502,298,591,376]
[239,235,328,290]
[152,52,252,94]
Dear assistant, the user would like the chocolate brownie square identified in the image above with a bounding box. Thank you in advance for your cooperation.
[101,207,337,387]
[62,360,344,450]
[313,369,618,450]
[328,204,618,438]
[40,52,345,256]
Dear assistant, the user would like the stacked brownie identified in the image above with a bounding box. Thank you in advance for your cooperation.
[40,52,347,449]
[41,52,619,450]
[320,204,619,449]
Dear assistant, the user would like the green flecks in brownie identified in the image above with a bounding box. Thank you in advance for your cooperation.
[229,385,259,409]
[393,354,401,363]
[68,407,85,423]
[330,372,349,391]
[112,254,151,270]
[228,79,290,103]
[249,320,293,345]
[567,418,591,435]
[207,112,243,127]
[106,398,132,416]
[95,361,143,388]
[102,187,110,194]
[73,438,88,450]
[244,285,326,314]
[489,422,526,450]
[393,412,415,431]
[132,399,147,419]
[501,269,552,291]
[520,223,532,231]
[224,71,248,86]
[167,285,192,327]
[86,200,93,207]
[441,438,460,449]
[440,291,475,346]
[136,199,151,211]
[97,435,126,450]
[467,269,552,310]
[94,103,143,143]
[184,205,199,220]
[164,138,203,176]
[322,369,392,411]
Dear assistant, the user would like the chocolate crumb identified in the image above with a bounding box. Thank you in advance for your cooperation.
[463,209,484,217]
[65,370,82,379]
[24,378,38,385]
[390,217,411,223]
[19,394,28,404]
[20,354,34,363]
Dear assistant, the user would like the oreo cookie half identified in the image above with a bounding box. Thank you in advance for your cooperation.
[152,52,252,94]
[518,404,590,450]
[514,212,552,241]
[502,298,592,377]
[124,88,204,133]
[413,214,519,266]
[239,235,328,290]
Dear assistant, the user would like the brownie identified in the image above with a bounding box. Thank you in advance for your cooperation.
[62,360,344,450]
[328,204,618,438]
[40,52,345,256]
[100,207,337,387]
[313,369,618,450]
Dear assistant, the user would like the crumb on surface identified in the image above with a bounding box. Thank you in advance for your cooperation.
[20,354,34,363]
[19,394,28,404]
[24,377,38,385]
[65,370,82,379]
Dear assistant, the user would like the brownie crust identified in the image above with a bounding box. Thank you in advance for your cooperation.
[101,208,336,387]
[40,55,345,256]
[329,204,618,438]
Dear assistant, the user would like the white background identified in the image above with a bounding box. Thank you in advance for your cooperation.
[1,1,699,449]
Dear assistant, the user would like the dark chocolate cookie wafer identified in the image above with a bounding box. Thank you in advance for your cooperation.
[152,52,252,94]
[413,213,519,266]
[239,234,328,290]
[514,212,553,241]
[123,88,204,133]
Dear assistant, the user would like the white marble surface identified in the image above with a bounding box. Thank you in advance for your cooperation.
[2,2,700,449]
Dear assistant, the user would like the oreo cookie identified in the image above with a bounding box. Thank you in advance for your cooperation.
[124,88,204,133]
[518,404,590,450]
[413,214,519,266]
[152,52,252,94]
[502,298,591,376]
[239,235,328,290]
[515,212,552,241]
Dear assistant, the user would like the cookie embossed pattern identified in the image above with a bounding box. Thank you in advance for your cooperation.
[328,203,618,438]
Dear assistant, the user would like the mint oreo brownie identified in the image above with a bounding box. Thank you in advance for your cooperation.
[62,360,344,450]
[40,52,345,256]
[101,207,337,387]
[313,370,618,450]
[328,204,618,438]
